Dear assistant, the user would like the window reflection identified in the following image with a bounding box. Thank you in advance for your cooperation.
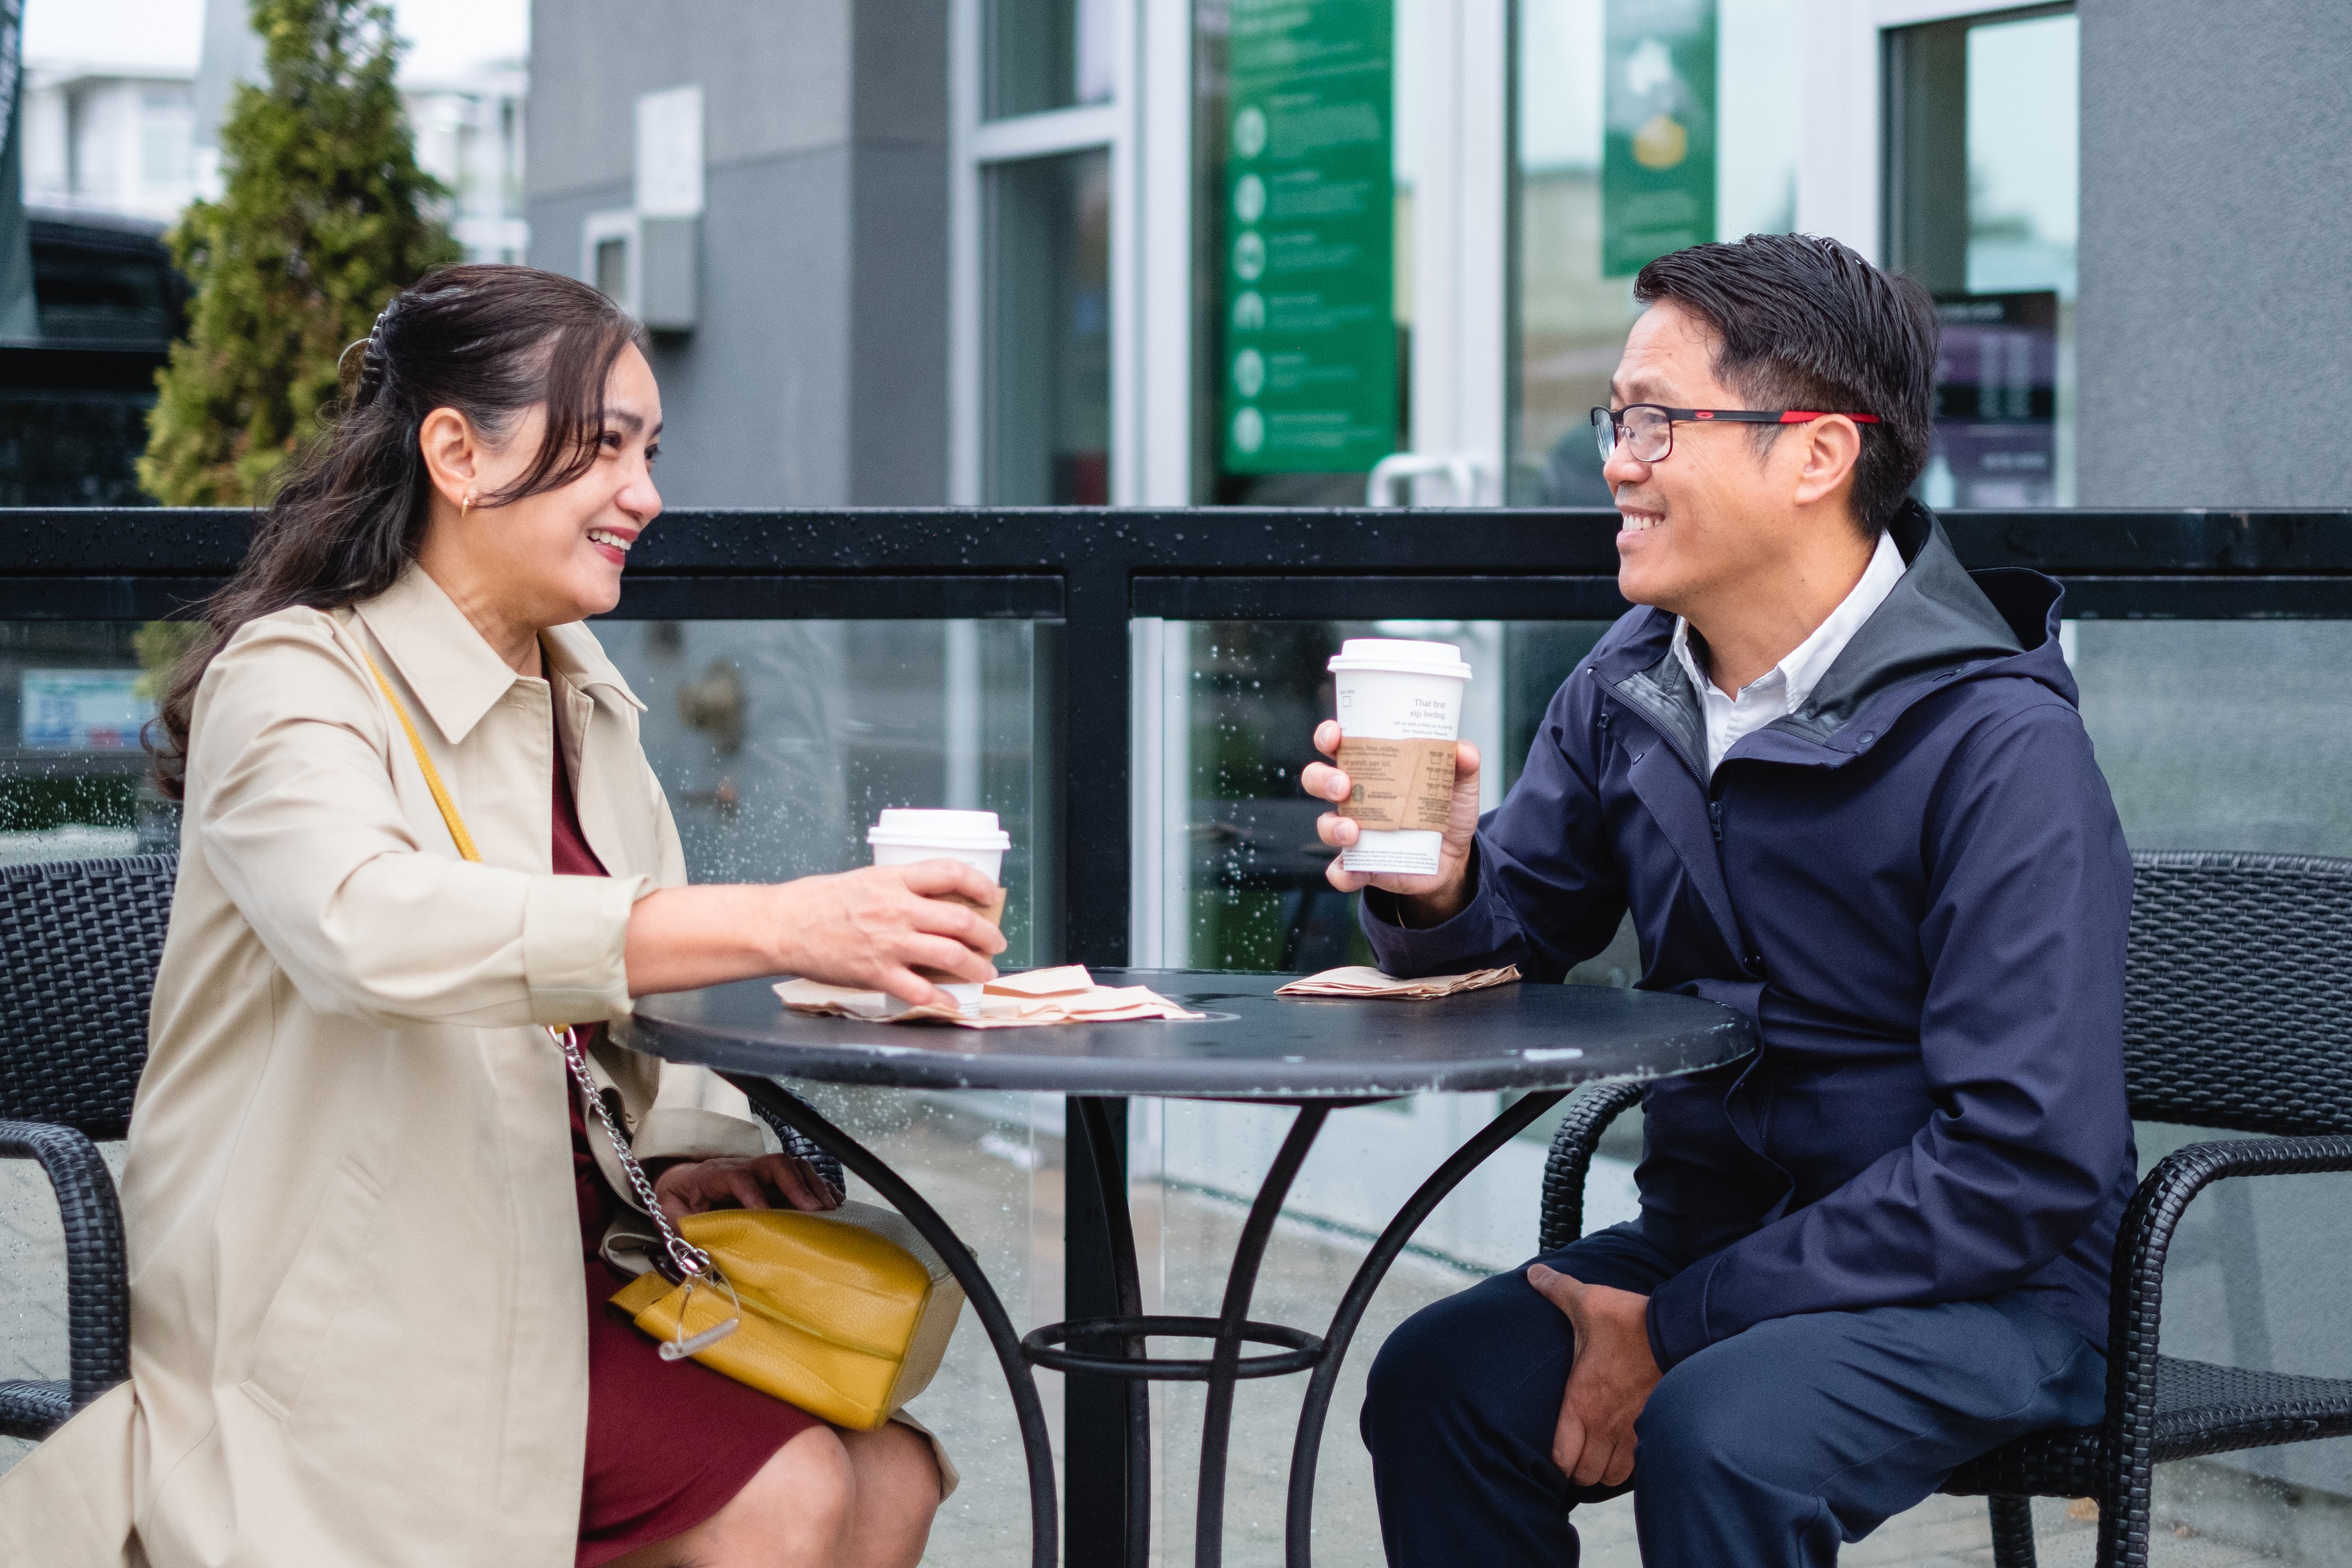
[0,622,171,867]
[0,619,1053,968]
[1886,7,2079,506]
[984,149,1112,505]
[984,0,1116,121]
[602,619,1053,966]
[1511,0,1805,504]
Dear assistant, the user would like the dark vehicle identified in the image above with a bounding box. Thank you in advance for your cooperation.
[0,208,188,506]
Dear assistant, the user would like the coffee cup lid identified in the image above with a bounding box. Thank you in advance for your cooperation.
[867,807,1013,850]
[1325,637,1473,682]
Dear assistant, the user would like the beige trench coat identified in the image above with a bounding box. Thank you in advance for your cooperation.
[0,566,809,1566]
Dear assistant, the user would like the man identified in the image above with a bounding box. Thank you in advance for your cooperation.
[1306,234,2134,1566]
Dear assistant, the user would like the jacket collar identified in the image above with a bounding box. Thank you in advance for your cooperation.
[351,565,645,746]
[1596,500,2053,777]
[541,618,648,715]
[1778,499,2026,740]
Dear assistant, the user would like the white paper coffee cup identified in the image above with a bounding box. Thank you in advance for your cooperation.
[867,809,1011,1013]
[1326,639,1473,877]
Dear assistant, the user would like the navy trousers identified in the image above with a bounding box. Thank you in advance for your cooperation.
[1360,1225,2105,1567]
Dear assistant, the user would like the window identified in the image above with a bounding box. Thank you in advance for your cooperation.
[1885,5,2079,505]
[955,0,1126,505]
[983,150,1113,505]
[1510,0,1806,502]
[985,0,1116,120]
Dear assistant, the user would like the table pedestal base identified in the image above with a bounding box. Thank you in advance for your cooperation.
[727,1073,1570,1568]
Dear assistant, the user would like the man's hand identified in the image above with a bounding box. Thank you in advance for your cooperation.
[654,1153,843,1224]
[1300,719,1483,925]
[1528,1264,1662,1489]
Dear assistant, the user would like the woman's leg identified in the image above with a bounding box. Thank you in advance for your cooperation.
[603,1425,853,1568]
[837,1422,944,1568]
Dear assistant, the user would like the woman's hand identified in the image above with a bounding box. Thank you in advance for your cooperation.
[654,1153,843,1223]
[625,859,1007,1006]
[774,860,1007,1006]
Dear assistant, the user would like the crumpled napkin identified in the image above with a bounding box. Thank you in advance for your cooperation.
[775,964,1205,1029]
[1274,964,1521,999]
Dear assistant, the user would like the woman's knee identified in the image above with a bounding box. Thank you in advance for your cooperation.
[844,1420,944,1514]
[729,1426,856,1564]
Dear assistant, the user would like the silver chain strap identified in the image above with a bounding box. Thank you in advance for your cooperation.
[552,1024,716,1284]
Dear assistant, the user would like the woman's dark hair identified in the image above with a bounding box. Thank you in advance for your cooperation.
[1632,234,1939,535]
[150,263,647,797]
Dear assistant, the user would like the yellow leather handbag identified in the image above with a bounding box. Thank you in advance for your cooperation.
[362,649,966,1429]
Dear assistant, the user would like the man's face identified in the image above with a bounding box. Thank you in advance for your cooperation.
[1606,299,1808,616]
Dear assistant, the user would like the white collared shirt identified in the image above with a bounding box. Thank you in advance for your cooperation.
[1670,527,1907,777]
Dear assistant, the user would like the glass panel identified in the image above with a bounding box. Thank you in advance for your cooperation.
[0,617,1054,936]
[598,618,1055,966]
[0,622,174,866]
[985,0,1117,120]
[984,149,1113,506]
[1510,0,1806,503]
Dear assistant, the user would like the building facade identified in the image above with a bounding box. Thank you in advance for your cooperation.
[518,4,2352,1547]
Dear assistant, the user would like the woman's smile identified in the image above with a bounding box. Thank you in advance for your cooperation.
[586,525,638,566]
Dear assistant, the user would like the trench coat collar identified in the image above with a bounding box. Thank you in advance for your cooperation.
[352,565,645,745]
[541,619,649,715]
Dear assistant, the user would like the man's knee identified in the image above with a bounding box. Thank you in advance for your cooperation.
[1363,1271,1571,1456]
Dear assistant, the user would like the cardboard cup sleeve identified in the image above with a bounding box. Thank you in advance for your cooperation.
[1334,737,1457,832]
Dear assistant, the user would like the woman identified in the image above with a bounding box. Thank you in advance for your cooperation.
[0,265,1003,1568]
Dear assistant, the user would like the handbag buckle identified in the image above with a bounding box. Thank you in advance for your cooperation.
[658,1269,744,1360]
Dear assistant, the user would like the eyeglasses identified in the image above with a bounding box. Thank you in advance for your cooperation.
[1591,404,1884,465]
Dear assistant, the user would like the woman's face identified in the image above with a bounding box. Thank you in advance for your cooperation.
[422,343,663,632]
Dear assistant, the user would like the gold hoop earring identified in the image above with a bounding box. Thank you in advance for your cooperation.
[460,490,477,519]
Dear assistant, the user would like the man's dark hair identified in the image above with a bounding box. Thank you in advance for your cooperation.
[1632,234,1938,535]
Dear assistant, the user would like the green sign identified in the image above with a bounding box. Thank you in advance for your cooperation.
[1602,0,1717,277]
[1222,0,1396,475]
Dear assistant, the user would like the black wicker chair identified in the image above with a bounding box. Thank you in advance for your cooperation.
[1538,850,2352,1568]
[0,854,177,1440]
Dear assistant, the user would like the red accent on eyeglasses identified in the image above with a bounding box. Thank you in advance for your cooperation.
[1778,411,1881,423]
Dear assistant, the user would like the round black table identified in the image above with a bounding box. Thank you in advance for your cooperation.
[624,969,1753,1568]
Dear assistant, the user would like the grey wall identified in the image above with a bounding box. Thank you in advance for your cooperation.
[2077,1,2352,507]
[526,0,948,506]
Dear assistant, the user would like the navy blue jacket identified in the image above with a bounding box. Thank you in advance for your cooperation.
[1363,502,2136,1371]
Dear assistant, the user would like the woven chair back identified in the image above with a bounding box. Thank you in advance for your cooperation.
[0,854,177,1138]
[2126,850,2352,1136]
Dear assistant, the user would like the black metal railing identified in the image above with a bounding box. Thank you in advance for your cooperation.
[11,504,2352,967]
[6,501,2352,1559]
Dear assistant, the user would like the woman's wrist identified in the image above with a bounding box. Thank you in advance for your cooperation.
[624,883,797,996]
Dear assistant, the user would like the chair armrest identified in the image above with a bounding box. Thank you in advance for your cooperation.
[1538,1080,1647,1253]
[2097,1134,2352,1532]
[0,1120,130,1408]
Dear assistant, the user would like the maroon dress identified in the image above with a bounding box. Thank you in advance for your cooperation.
[555,728,822,1566]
